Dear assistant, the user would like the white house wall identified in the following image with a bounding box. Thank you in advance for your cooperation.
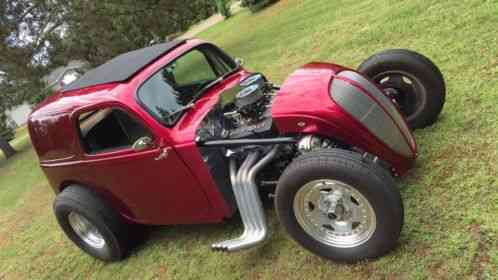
[5,103,32,127]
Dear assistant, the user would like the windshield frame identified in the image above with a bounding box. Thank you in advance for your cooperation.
[135,43,238,127]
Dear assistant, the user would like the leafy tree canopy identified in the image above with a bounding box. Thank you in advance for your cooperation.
[1,0,216,109]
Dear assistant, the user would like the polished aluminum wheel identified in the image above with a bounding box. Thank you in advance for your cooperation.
[293,179,376,248]
[68,212,106,249]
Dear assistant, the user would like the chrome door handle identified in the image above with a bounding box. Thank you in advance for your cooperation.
[155,147,170,161]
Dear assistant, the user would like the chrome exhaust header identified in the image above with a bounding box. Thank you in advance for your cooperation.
[212,146,278,251]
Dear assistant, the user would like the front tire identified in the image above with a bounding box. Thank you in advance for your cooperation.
[275,149,403,262]
[358,49,446,129]
[54,186,130,262]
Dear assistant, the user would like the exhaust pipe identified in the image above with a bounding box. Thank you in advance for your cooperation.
[212,146,279,251]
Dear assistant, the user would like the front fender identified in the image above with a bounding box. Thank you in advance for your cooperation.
[271,62,415,175]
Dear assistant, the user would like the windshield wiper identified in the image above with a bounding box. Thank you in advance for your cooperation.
[168,103,195,118]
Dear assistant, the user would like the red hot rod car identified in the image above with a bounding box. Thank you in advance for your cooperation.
[28,39,445,262]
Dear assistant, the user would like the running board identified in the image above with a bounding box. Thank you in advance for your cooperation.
[211,146,278,251]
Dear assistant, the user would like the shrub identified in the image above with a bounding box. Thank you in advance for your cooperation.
[0,113,15,142]
[241,0,276,12]
[215,0,231,18]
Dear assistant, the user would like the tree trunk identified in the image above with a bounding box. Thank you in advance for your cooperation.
[0,137,16,158]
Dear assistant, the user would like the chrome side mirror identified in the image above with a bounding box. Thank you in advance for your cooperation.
[132,136,154,152]
[235,57,244,67]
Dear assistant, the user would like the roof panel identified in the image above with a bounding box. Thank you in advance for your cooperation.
[63,40,185,92]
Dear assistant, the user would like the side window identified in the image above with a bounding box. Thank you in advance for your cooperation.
[169,49,217,86]
[78,108,152,154]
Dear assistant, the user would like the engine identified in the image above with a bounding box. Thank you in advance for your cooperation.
[197,73,276,141]
[232,73,273,124]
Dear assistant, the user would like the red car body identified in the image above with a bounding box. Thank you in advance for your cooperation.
[28,39,416,226]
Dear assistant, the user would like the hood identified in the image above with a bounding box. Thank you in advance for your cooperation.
[272,62,345,116]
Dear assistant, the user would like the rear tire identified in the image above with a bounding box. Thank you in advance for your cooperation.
[358,49,445,129]
[54,186,130,262]
[275,149,403,262]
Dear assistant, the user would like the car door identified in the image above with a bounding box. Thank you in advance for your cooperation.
[76,106,210,225]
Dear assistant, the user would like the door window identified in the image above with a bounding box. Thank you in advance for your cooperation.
[78,108,152,154]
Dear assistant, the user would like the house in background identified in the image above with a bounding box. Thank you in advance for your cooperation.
[44,60,87,91]
[5,103,32,127]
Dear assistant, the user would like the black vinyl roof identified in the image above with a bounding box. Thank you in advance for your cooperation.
[63,40,185,92]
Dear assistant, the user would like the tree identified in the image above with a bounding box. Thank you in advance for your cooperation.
[1,0,218,97]
[1,0,68,101]
[0,111,16,158]
[56,0,217,67]
[216,0,231,18]
[0,76,18,158]
[1,0,64,157]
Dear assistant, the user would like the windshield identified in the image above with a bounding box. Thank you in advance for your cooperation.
[137,44,237,126]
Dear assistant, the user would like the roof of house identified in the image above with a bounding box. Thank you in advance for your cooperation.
[62,40,185,92]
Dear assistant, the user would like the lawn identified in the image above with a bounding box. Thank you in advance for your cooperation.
[1,0,497,279]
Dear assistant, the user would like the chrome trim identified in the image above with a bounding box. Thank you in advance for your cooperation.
[331,71,414,157]
[132,136,153,152]
[211,146,278,251]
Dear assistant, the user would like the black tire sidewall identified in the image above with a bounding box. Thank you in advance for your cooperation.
[358,50,445,129]
[275,151,403,262]
[54,187,127,262]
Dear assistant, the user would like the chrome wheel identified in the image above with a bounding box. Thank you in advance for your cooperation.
[68,212,106,249]
[293,179,376,248]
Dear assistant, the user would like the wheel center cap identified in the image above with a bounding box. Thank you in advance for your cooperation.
[319,190,351,221]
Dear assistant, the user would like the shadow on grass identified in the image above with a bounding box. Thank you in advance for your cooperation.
[129,193,280,252]
[127,211,279,258]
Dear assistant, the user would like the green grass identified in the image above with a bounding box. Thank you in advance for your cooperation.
[1,0,498,278]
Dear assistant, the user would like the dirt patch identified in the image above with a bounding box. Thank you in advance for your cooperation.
[469,224,493,279]
[429,261,449,280]
[0,185,53,248]
[428,140,496,185]
[415,245,433,258]
[179,14,225,39]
